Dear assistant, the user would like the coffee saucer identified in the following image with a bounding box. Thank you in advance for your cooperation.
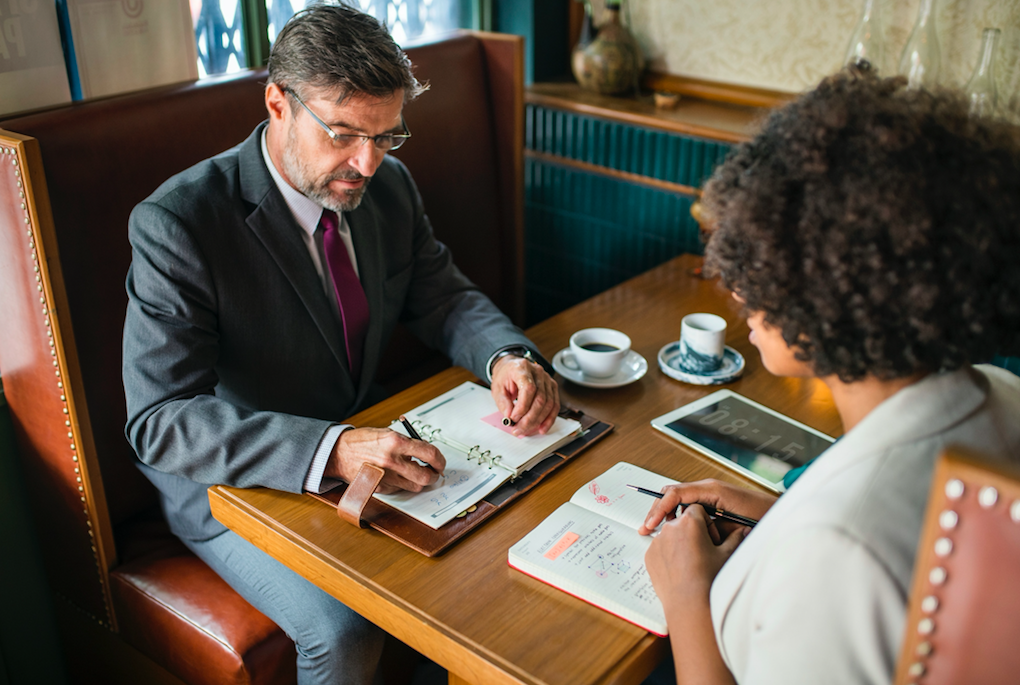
[552,349,648,389]
[658,342,745,385]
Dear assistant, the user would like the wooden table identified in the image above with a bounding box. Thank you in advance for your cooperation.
[209,254,842,685]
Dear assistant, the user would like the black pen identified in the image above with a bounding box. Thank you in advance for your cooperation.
[399,415,440,474]
[626,484,758,527]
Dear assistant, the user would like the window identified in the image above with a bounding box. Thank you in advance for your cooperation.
[196,0,464,77]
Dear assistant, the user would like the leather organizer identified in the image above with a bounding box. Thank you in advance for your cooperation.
[308,407,612,556]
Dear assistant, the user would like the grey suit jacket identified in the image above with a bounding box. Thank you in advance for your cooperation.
[123,123,534,541]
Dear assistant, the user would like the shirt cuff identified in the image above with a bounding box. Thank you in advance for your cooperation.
[303,424,350,493]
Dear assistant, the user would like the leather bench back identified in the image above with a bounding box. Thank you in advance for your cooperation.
[0,31,523,626]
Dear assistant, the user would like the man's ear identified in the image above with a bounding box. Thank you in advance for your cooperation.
[265,83,289,123]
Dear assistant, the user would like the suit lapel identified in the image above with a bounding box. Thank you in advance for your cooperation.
[237,125,355,391]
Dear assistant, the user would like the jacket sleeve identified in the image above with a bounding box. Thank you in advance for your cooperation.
[123,200,330,493]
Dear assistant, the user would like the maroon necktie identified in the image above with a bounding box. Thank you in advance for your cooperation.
[320,209,369,379]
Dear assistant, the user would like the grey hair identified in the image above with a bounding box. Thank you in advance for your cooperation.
[267,2,427,105]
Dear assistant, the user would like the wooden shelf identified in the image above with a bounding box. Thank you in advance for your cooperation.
[526,82,766,144]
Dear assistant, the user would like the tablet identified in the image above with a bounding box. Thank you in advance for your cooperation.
[650,390,835,492]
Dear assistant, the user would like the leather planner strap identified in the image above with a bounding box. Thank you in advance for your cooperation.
[337,463,385,528]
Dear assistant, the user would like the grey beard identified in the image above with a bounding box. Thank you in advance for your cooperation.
[282,136,371,212]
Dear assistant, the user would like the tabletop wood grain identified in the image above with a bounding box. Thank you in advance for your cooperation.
[209,254,843,685]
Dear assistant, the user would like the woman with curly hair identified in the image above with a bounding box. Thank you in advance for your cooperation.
[639,64,1020,685]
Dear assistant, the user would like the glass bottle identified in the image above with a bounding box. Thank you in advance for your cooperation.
[964,28,1000,118]
[898,0,940,89]
[844,0,883,71]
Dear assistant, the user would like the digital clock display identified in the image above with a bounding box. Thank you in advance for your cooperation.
[664,396,834,484]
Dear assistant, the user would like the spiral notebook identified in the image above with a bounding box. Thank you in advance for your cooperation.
[308,381,614,556]
[376,381,583,528]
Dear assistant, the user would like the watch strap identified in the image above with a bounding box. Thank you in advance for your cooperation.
[489,345,554,378]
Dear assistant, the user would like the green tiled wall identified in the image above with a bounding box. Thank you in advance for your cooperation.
[525,106,732,187]
[525,160,703,324]
[524,105,733,325]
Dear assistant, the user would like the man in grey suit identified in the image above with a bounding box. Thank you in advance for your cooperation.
[122,5,559,683]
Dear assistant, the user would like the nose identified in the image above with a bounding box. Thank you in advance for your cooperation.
[348,139,385,178]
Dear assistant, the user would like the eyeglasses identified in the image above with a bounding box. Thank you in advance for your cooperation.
[284,87,411,152]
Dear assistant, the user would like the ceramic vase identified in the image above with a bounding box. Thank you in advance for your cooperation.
[572,0,644,96]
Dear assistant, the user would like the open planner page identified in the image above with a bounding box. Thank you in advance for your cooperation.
[403,382,581,475]
[569,462,680,531]
[373,422,512,529]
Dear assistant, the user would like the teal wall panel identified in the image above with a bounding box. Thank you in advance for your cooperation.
[524,105,733,325]
[525,105,731,187]
[525,159,703,325]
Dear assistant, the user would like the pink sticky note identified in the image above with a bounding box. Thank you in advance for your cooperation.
[481,411,520,436]
[544,532,580,560]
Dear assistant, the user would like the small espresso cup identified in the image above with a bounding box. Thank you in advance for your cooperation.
[678,313,727,374]
[562,328,631,378]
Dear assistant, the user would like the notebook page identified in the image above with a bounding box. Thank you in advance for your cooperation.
[404,381,582,474]
[569,462,680,531]
[373,422,512,529]
[508,502,667,635]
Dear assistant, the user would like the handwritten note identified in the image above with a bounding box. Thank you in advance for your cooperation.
[512,503,666,623]
[373,422,512,529]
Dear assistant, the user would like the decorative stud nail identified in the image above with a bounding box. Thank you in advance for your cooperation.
[934,537,953,557]
[908,662,925,677]
[1010,501,1020,522]
[916,640,933,656]
[979,486,998,508]
[929,567,947,585]
[921,595,939,613]
[918,617,935,634]
[939,510,958,530]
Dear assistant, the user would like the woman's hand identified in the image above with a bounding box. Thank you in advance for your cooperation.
[638,479,778,541]
[646,504,747,603]
[645,504,744,685]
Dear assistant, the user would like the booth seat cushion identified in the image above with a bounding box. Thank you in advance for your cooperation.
[111,515,296,685]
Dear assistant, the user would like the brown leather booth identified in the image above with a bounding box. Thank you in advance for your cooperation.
[0,31,523,685]
[895,447,1020,685]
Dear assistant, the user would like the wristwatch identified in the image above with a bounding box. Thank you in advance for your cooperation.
[488,345,555,380]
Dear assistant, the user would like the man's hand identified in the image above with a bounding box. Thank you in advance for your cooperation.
[638,479,777,540]
[490,354,560,436]
[324,427,446,494]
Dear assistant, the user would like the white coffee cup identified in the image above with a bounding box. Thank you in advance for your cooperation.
[678,313,727,374]
[562,328,631,378]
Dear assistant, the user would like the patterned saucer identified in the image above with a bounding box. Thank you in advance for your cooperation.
[658,342,745,385]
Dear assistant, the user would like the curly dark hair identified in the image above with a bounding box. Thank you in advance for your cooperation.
[702,63,1020,382]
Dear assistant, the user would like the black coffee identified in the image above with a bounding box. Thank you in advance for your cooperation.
[580,343,620,352]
